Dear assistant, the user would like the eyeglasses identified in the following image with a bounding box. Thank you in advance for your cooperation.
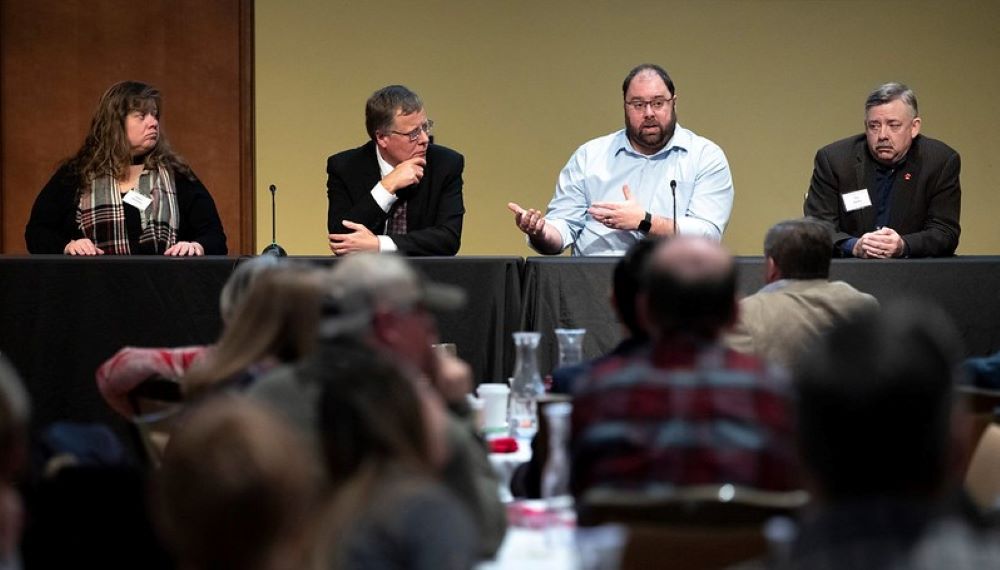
[865,120,908,134]
[391,120,434,142]
[625,97,675,113]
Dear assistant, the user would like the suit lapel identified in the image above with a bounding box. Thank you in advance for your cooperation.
[361,141,382,194]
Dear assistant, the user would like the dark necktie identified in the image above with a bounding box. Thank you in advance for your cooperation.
[388,200,407,234]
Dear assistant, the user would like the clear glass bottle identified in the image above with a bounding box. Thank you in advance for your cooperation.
[541,401,573,499]
[553,328,586,369]
[509,331,544,438]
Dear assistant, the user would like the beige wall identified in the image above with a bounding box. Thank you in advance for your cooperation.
[255,0,999,256]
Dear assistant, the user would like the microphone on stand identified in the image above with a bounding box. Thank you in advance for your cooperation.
[670,179,678,236]
[261,184,287,256]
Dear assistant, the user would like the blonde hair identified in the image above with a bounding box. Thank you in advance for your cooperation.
[183,265,326,396]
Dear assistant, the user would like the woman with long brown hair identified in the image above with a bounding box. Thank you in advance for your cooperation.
[25,80,226,255]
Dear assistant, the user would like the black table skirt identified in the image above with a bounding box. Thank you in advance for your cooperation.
[521,256,1000,375]
[1,254,998,463]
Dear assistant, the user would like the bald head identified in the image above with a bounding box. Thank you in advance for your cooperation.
[643,237,737,338]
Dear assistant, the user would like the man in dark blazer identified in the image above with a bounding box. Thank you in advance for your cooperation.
[327,85,464,256]
[804,82,960,258]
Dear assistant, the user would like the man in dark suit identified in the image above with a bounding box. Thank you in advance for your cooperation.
[804,82,960,258]
[327,85,464,256]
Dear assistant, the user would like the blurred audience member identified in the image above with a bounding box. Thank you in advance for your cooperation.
[964,351,1000,391]
[318,353,477,570]
[726,218,878,369]
[513,238,658,499]
[250,253,506,556]
[0,354,28,570]
[571,237,798,499]
[551,237,658,395]
[781,302,1000,569]
[156,395,321,570]
[96,255,283,418]
[182,263,326,396]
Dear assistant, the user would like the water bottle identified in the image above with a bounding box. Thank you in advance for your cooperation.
[509,331,544,438]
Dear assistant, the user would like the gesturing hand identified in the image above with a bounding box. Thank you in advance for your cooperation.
[507,202,546,237]
[588,185,645,230]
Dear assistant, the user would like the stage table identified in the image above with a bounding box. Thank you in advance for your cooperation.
[520,256,1000,375]
[0,255,521,461]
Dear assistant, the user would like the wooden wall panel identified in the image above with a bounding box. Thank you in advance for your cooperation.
[0,0,253,254]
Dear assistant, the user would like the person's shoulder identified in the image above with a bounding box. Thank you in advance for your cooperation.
[427,143,464,167]
[46,162,82,189]
[675,125,723,151]
[817,133,867,156]
[914,135,960,161]
[580,129,625,152]
[825,280,880,307]
[170,166,203,191]
[328,141,374,168]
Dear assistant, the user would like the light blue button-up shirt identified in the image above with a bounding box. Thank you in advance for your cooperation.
[540,126,734,256]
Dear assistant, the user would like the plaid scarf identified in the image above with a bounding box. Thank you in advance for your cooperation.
[76,166,179,254]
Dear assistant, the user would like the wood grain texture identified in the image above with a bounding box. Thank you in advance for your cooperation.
[1,0,254,254]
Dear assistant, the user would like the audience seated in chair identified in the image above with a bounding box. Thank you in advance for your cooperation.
[0,353,28,568]
[778,301,1000,569]
[95,255,282,418]
[724,217,879,369]
[181,262,326,397]
[571,237,800,500]
[155,395,322,570]
[513,237,657,500]
[317,352,478,570]
[249,253,507,557]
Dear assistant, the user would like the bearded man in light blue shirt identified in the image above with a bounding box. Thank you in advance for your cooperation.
[509,64,734,256]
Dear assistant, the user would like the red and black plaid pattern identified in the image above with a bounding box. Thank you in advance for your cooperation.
[387,200,407,234]
[76,166,179,254]
[571,338,799,495]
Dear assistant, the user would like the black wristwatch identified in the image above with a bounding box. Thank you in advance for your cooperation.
[637,211,652,234]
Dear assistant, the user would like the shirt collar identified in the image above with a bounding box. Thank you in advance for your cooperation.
[614,125,690,158]
[375,146,394,177]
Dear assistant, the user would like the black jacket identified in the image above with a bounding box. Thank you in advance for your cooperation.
[326,141,465,256]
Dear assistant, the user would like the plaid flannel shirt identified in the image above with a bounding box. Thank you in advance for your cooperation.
[570,336,799,497]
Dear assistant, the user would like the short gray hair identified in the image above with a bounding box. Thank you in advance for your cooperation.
[865,82,918,117]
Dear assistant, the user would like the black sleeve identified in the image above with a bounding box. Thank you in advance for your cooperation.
[326,155,389,235]
[804,147,854,247]
[902,151,961,257]
[25,166,85,254]
[175,171,228,255]
[389,153,465,256]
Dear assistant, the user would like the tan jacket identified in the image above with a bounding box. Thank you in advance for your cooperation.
[725,279,879,369]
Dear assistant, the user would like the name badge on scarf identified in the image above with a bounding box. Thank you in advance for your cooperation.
[842,189,872,212]
[122,190,152,211]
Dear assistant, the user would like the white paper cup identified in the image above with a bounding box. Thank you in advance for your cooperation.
[477,383,510,434]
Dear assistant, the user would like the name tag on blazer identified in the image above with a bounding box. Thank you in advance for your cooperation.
[842,189,872,212]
